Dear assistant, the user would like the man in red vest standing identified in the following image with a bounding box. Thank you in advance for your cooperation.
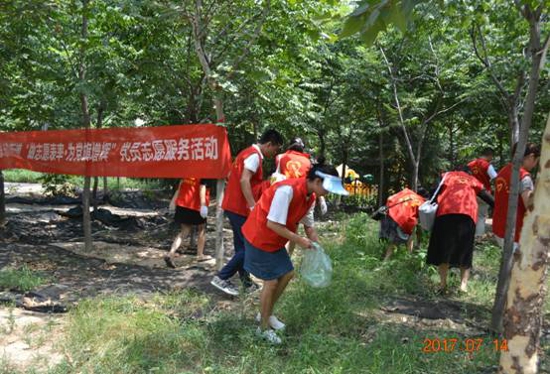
[211,129,284,296]
[493,143,540,249]
[467,147,497,237]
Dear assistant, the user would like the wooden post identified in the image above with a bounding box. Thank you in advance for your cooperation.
[215,179,225,270]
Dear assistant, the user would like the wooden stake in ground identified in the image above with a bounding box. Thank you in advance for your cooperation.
[499,113,550,373]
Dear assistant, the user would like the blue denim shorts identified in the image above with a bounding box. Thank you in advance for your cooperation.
[243,239,294,280]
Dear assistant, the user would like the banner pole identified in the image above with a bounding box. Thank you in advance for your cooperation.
[214,179,225,270]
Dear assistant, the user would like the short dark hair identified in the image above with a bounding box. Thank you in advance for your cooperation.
[481,147,494,157]
[511,142,541,158]
[259,129,284,146]
[307,161,338,180]
[287,137,305,152]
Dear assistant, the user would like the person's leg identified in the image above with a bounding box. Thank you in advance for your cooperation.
[217,211,248,281]
[438,263,449,290]
[196,223,206,259]
[459,267,470,292]
[165,224,191,267]
[383,243,396,261]
[260,279,279,330]
[271,270,294,306]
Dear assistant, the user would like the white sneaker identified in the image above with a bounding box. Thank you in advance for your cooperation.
[256,327,282,345]
[255,313,286,331]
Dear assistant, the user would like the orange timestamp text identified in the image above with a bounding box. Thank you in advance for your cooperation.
[422,338,508,353]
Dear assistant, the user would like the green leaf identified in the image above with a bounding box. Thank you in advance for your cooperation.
[340,15,365,37]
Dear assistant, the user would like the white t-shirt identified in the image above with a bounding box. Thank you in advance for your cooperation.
[487,164,497,180]
[267,185,315,227]
[243,144,264,173]
[521,175,534,193]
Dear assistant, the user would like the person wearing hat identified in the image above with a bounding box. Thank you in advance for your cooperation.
[273,137,328,256]
[241,163,348,344]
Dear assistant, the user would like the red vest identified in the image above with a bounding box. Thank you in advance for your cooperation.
[242,178,316,252]
[492,163,531,242]
[276,150,311,179]
[175,178,210,212]
[387,188,425,235]
[468,158,493,193]
[436,171,484,223]
[221,146,263,216]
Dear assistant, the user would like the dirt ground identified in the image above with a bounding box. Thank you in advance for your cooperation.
[0,185,238,371]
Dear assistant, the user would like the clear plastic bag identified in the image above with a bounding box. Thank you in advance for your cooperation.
[300,242,332,288]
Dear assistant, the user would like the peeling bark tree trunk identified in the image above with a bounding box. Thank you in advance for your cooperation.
[79,0,92,252]
[498,113,550,374]
[491,3,549,335]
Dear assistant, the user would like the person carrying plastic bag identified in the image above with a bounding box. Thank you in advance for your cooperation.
[241,162,348,344]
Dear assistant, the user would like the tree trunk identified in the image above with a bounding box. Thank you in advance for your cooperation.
[92,102,106,211]
[509,107,520,146]
[378,131,385,207]
[79,0,92,252]
[498,113,550,374]
[318,130,326,159]
[492,3,548,336]
[0,170,5,226]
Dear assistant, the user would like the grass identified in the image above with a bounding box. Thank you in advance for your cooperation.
[2,169,166,192]
[0,265,47,292]
[3,213,547,373]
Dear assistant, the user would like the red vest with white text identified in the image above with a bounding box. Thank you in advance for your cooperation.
[435,171,484,223]
[242,178,316,252]
[492,163,530,242]
[221,146,263,217]
[175,178,210,212]
[387,188,425,235]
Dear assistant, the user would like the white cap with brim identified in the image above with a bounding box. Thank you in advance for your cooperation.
[315,171,349,196]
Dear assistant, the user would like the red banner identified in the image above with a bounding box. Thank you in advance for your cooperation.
[0,124,232,179]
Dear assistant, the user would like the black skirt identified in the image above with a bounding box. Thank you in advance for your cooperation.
[174,206,206,225]
[427,214,475,268]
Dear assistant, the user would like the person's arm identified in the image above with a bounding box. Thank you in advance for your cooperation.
[240,168,256,210]
[199,183,208,218]
[477,189,494,208]
[266,220,312,249]
[169,181,182,211]
[520,175,534,208]
[304,226,319,243]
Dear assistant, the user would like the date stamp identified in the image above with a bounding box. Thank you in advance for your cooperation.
[422,338,508,353]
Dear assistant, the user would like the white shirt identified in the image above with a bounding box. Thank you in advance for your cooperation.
[267,185,315,227]
[243,144,264,173]
[487,164,497,180]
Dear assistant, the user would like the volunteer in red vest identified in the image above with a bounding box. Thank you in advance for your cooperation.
[273,138,328,255]
[210,129,284,296]
[379,188,425,261]
[427,166,494,293]
[242,163,348,344]
[165,178,210,268]
[493,143,540,249]
[467,147,497,236]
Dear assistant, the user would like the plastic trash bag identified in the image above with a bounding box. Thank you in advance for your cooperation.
[300,242,332,288]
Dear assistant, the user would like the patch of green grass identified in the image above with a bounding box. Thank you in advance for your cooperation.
[2,169,43,183]
[0,265,47,292]
[42,214,507,374]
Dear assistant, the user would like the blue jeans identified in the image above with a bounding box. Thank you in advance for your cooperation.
[217,211,252,284]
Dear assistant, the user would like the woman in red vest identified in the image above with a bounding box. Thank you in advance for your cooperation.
[242,163,348,344]
[493,143,540,248]
[165,178,210,268]
[379,188,426,261]
[427,167,494,293]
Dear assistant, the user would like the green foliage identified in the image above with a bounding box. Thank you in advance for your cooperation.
[0,265,47,292]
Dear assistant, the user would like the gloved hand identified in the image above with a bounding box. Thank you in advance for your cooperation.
[319,198,328,215]
[169,201,176,213]
[200,205,208,218]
